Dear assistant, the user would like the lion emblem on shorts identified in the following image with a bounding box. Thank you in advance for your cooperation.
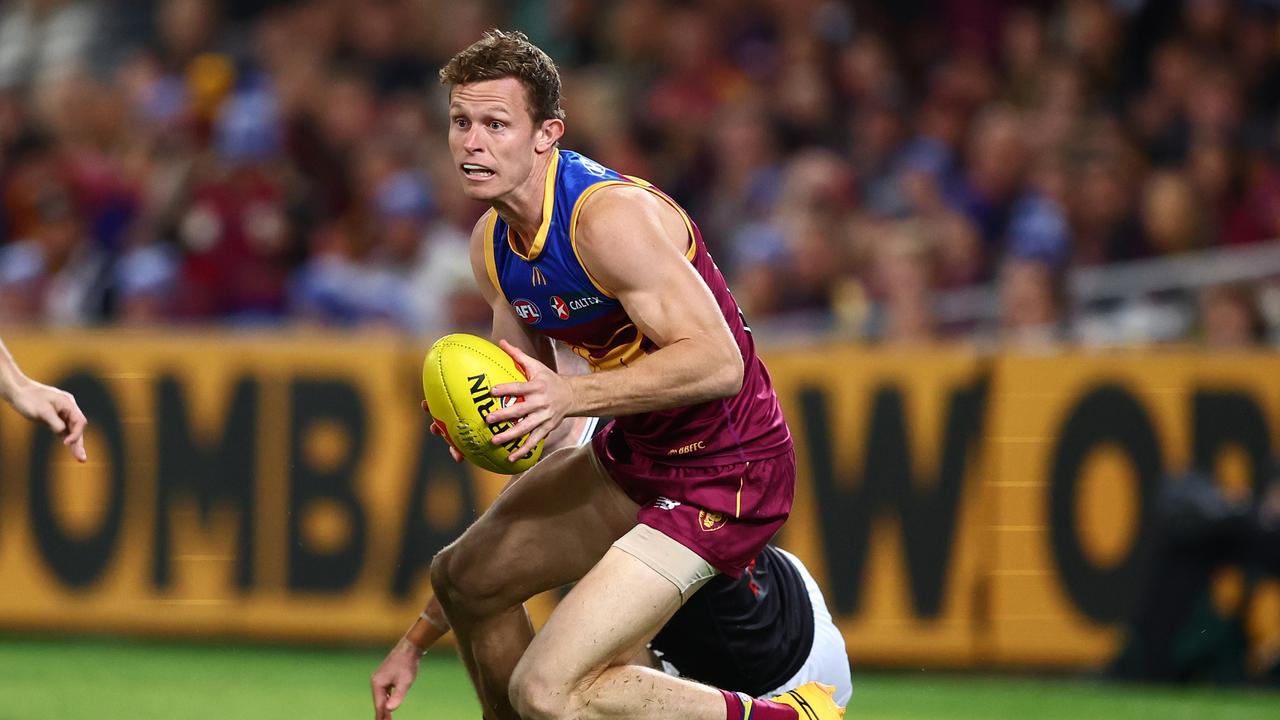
[698,510,727,532]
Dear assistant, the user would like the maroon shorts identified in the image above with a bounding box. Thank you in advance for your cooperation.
[592,423,796,579]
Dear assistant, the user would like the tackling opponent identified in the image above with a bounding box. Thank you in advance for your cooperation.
[374,30,845,720]
[646,543,852,706]
[376,540,852,713]
[374,416,853,713]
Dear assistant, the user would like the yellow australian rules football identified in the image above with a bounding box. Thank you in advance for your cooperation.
[422,333,544,474]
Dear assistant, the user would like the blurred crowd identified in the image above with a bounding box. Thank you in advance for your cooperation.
[1,0,1279,347]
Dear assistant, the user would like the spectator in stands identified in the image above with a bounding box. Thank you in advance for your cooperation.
[1071,127,1147,265]
[0,0,101,91]
[154,0,221,72]
[290,168,478,336]
[701,97,783,278]
[1186,137,1243,241]
[864,221,938,345]
[953,104,1027,252]
[0,0,1275,340]
[1198,283,1268,349]
[289,216,404,332]
[381,171,482,336]
[1000,6,1047,108]
[1141,170,1206,256]
[0,135,107,325]
[997,194,1072,348]
[883,136,955,220]
[174,87,295,322]
[728,150,853,326]
[114,239,178,325]
[1222,158,1280,247]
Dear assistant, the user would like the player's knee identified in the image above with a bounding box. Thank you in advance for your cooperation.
[429,543,508,617]
[508,665,574,720]
[428,545,467,607]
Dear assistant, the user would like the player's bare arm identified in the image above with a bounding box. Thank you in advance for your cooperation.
[0,338,88,462]
[488,185,743,459]
[573,186,746,410]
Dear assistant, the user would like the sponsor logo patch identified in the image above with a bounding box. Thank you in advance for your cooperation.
[550,295,570,320]
[568,295,603,311]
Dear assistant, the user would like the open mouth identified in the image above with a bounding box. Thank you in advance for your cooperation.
[461,163,495,179]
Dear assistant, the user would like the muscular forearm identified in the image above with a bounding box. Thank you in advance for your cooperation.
[404,592,451,652]
[565,335,742,418]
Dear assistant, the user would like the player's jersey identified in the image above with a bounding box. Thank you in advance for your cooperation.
[484,149,790,465]
[650,545,815,696]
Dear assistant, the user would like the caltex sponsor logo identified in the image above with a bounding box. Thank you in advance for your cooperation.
[569,296,603,311]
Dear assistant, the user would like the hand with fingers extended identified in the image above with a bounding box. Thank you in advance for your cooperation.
[370,638,424,720]
[486,339,575,464]
[420,399,465,463]
[5,377,88,462]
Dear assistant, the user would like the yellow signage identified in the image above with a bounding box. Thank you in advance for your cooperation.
[2,333,1278,670]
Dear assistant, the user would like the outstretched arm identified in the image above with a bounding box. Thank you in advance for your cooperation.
[0,338,87,462]
[370,589,452,720]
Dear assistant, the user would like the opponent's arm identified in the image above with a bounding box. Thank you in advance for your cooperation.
[371,616,430,720]
[0,338,88,462]
[487,187,743,460]
[401,586,453,648]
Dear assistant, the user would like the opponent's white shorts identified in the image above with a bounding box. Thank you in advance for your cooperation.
[655,547,853,705]
[760,548,853,706]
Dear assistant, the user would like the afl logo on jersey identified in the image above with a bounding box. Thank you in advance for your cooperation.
[512,299,541,324]
[550,295,571,320]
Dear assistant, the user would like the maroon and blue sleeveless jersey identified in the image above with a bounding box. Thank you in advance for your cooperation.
[483,149,791,465]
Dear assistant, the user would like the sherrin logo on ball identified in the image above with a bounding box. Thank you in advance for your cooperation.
[422,333,544,474]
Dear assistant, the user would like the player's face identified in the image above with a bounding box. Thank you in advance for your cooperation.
[448,78,546,202]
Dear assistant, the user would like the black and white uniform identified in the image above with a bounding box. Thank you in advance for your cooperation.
[650,544,853,705]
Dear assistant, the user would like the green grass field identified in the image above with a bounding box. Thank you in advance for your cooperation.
[1,636,1278,719]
